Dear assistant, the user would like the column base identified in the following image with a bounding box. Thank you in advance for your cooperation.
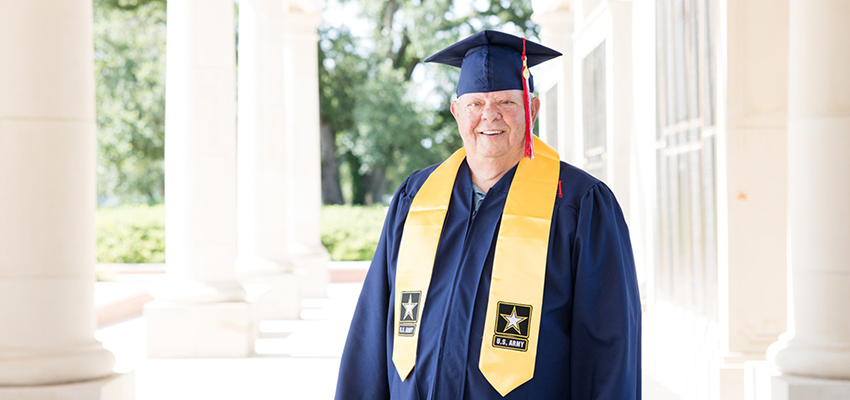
[771,374,850,400]
[291,250,330,298]
[144,301,254,358]
[240,262,302,320]
[643,301,722,399]
[745,361,779,400]
[0,373,134,399]
[150,280,246,303]
[717,361,746,400]
[0,344,116,386]
[769,338,850,380]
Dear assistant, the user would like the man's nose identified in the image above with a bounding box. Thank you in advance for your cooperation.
[481,103,501,121]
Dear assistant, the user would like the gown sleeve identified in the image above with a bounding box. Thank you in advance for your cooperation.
[334,179,411,400]
[569,182,642,399]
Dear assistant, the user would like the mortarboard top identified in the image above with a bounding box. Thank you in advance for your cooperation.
[424,30,562,97]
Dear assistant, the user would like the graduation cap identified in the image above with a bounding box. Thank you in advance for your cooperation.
[425,31,562,158]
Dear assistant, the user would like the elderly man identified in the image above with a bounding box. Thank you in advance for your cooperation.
[335,30,641,399]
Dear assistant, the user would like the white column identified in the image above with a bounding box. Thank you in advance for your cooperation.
[714,0,790,399]
[0,0,129,396]
[531,0,575,163]
[605,1,632,222]
[767,0,850,392]
[144,0,253,358]
[628,0,656,308]
[237,0,301,319]
[282,0,330,298]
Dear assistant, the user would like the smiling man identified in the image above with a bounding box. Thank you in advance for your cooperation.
[335,31,641,399]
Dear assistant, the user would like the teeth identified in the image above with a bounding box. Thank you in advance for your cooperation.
[481,131,502,135]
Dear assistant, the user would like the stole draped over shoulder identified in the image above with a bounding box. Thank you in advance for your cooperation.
[334,153,642,400]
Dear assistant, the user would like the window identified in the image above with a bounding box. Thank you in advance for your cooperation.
[655,0,717,320]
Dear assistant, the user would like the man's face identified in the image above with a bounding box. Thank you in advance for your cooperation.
[450,89,540,165]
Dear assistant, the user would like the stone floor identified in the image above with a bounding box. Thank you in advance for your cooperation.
[95,272,682,399]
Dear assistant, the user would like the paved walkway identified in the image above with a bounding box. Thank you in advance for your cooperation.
[95,278,681,399]
[96,282,360,400]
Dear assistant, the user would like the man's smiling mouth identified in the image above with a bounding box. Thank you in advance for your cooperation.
[480,130,504,136]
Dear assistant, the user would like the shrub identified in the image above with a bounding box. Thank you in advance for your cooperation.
[96,203,385,263]
[321,205,388,261]
[97,204,165,263]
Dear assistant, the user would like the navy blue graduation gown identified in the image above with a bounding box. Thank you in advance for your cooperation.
[335,160,641,399]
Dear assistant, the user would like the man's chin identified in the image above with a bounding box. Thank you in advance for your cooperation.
[466,147,523,165]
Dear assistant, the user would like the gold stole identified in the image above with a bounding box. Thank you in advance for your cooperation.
[392,136,560,396]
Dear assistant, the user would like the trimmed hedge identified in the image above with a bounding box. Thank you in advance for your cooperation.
[96,203,387,264]
[97,204,165,263]
[321,205,388,261]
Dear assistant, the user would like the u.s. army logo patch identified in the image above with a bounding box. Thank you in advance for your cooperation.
[492,301,532,351]
[398,291,421,336]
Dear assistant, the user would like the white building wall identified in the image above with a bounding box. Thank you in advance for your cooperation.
[643,0,790,398]
[537,0,801,399]
[572,0,633,216]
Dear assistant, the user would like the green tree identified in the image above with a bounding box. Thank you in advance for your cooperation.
[94,0,167,204]
[319,0,538,204]
[319,27,367,205]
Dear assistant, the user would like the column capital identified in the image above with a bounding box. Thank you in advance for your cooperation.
[283,0,324,15]
[532,0,571,14]
[532,10,574,55]
[532,10,574,36]
[282,9,322,33]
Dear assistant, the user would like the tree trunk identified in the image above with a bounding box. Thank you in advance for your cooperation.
[320,121,345,205]
[364,167,387,205]
[344,151,367,205]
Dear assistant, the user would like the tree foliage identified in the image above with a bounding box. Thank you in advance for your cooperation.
[94,0,166,205]
[319,0,538,204]
[92,0,537,206]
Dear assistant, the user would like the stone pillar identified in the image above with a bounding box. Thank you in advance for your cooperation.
[715,0,790,399]
[531,0,575,164]
[144,0,253,358]
[767,0,850,395]
[0,0,131,397]
[281,0,330,298]
[237,0,301,319]
[627,0,656,304]
[606,1,632,221]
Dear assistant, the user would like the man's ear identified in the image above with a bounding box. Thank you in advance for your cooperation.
[450,100,459,120]
[530,97,541,124]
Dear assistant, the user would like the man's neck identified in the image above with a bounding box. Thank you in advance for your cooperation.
[466,154,522,194]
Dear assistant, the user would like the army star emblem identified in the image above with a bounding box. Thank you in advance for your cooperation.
[500,306,527,334]
[403,297,417,320]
